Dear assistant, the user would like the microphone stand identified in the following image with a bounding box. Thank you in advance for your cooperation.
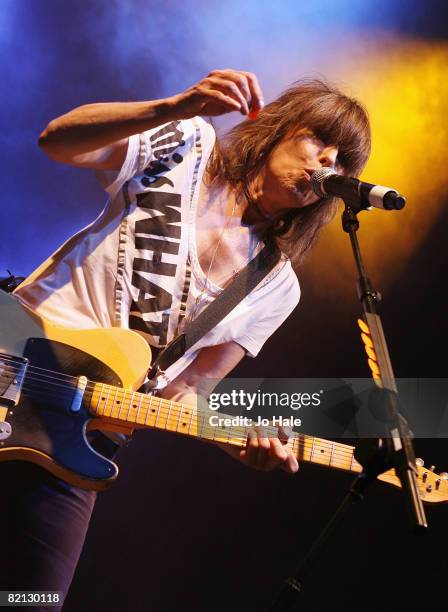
[268,202,427,612]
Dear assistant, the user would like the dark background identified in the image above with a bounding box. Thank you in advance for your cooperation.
[1,1,447,611]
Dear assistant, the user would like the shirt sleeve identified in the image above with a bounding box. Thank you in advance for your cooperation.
[94,131,153,200]
[234,264,301,358]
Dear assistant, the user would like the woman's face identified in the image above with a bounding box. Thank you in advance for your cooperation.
[253,128,340,215]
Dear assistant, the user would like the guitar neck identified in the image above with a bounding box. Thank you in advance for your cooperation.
[89,383,364,475]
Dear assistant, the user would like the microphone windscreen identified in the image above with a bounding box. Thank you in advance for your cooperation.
[311,167,337,197]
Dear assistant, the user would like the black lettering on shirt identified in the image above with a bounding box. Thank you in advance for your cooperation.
[130,184,184,346]
[130,273,172,346]
[135,192,182,239]
[141,121,186,189]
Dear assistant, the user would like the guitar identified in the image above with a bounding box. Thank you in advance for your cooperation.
[0,290,447,502]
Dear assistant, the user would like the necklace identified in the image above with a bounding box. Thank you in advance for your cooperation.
[185,195,261,325]
[203,198,238,288]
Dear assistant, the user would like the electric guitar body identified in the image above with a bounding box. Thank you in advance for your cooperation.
[0,289,151,490]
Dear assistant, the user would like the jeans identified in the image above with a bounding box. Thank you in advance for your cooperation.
[0,461,97,611]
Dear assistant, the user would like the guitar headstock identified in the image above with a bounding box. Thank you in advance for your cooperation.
[415,458,448,504]
[378,458,448,504]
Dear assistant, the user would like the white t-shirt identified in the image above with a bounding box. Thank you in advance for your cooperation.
[14,117,300,385]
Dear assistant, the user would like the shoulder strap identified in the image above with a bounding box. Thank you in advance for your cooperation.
[146,240,282,381]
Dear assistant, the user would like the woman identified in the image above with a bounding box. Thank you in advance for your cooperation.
[4,69,371,605]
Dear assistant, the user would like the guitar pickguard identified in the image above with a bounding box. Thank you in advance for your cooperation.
[1,338,124,487]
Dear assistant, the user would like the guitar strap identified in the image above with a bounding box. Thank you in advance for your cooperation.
[141,238,282,390]
[97,239,281,457]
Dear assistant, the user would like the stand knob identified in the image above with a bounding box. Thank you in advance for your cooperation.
[416,458,424,467]
[0,422,12,441]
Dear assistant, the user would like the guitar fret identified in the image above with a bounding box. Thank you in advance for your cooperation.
[125,389,133,423]
[123,391,135,423]
[117,388,124,421]
[294,434,299,460]
[168,399,173,430]
[117,388,124,420]
[177,403,190,435]
[155,395,161,428]
[145,395,152,427]
[307,437,329,466]
[119,387,126,419]
[199,410,206,439]
[310,437,316,462]
[103,384,112,417]
[176,403,182,433]
[330,441,335,466]
[110,385,119,418]
[187,405,193,436]
[129,391,135,423]
[94,383,104,414]
[136,392,143,424]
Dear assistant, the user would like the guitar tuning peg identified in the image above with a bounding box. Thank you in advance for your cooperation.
[439,472,448,480]
[430,465,436,472]
[415,458,424,467]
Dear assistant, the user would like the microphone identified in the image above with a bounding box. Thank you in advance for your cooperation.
[311,167,406,211]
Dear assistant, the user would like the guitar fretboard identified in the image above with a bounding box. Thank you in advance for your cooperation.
[89,383,371,474]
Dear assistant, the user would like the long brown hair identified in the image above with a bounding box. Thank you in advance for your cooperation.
[206,78,371,267]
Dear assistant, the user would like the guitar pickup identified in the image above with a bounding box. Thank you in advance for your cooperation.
[0,354,29,407]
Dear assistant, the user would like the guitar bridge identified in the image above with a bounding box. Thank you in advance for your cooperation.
[0,353,29,408]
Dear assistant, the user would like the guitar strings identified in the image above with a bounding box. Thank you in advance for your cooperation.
[1,361,363,467]
[1,361,93,383]
[1,363,365,465]
[0,365,372,456]
[0,361,431,488]
[0,365,432,484]
[5,380,415,481]
[16,381,359,462]
[11,378,360,467]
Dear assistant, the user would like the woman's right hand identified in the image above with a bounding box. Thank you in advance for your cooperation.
[169,68,264,119]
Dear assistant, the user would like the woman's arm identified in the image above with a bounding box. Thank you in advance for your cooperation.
[159,341,298,473]
[37,69,263,170]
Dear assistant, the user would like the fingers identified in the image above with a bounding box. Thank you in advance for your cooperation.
[175,69,264,120]
[213,424,299,474]
[206,75,251,115]
[278,424,292,443]
[280,450,299,474]
[243,428,270,469]
[207,69,264,117]
[198,86,243,113]
[266,437,288,471]
[240,70,264,116]
[241,427,299,473]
